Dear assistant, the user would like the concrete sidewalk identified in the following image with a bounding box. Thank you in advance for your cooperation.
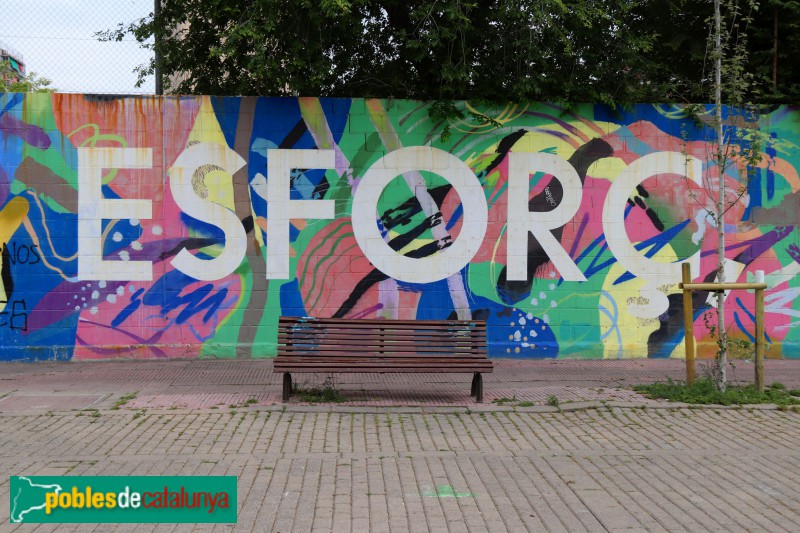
[1,358,799,531]
[1,358,799,412]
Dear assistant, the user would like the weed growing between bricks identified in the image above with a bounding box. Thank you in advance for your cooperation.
[633,378,800,407]
[292,376,346,403]
[112,392,138,410]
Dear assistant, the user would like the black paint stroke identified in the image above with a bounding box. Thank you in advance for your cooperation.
[279,119,309,149]
[332,269,389,318]
[311,175,330,200]
[381,184,451,231]
[387,213,443,251]
[646,270,716,358]
[159,216,254,261]
[627,186,665,231]
[1,244,13,300]
[483,130,528,176]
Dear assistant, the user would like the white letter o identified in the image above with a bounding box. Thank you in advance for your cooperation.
[352,147,488,283]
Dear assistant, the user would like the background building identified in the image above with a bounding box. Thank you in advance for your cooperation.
[0,40,25,84]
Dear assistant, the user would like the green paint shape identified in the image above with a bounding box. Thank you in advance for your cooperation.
[420,485,474,498]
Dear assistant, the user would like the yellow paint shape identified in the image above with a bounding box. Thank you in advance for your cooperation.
[600,242,682,359]
[0,196,31,306]
[586,157,628,183]
[0,197,30,244]
[185,97,237,211]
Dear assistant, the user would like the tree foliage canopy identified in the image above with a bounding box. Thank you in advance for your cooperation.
[0,60,54,93]
[102,0,800,104]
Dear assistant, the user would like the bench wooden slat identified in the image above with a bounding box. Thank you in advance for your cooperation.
[275,316,491,402]
[278,335,486,344]
[275,368,492,373]
[276,330,486,336]
[278,344,487,352]
[278,317,485,326]
[275,358,491,365]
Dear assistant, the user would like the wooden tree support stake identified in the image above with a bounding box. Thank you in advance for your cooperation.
[679,266,767,392]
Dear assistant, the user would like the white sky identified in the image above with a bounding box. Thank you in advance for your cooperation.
[1,0,155,94]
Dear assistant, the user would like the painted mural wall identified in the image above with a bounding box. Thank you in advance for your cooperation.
[0,93,798,361]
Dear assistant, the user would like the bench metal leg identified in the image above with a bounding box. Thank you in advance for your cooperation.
[282,373,292,401]
[471,373,483,403]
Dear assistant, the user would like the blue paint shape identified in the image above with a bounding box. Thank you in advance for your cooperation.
[279,279,307,317]
[111,288,144,327]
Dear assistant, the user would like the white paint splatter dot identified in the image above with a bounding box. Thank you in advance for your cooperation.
[550,300,557,308]
[152,225,163,236]
[90,306,98,315]
[542,314,550,324]
[549,271,556,278]
[116,286,125,296]
[531,298,538,306]
[81,297,85,302]
[549,283,556,291]
[131,241,143,251]
[522,342,529,348]
[519,317,527,326]
[73,295,78,300]
[129,285,136,292]
[526,313,533,320]
[118,250,130,261]
[539,291,546,299]
[129,218,140,226]
[107,294,117,304]
[530,330,537,337]
[99,281,107,289]
[91,291,99,300]
[513,330,521,341]
[112,232,123,242]
[74,305,81,311]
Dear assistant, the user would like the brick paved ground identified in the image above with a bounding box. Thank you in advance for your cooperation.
[1,358,799,531]
[1,358,799,411]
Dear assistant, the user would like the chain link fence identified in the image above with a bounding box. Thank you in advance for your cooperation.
[1,0,154,94]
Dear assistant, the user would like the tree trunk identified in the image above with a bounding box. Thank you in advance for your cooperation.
[715,0,727,391]
[773,6,778,90]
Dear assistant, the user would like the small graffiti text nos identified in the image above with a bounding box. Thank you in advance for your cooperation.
[1,243,41,265]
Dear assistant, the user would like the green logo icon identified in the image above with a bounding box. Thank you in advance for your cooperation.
[9,476,237,523]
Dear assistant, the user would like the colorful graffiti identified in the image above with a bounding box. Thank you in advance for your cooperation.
[1,93,798,361]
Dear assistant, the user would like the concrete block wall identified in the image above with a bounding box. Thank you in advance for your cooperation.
[0,93,798,361]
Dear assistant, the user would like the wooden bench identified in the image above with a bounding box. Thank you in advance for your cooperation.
[274,316,492,402]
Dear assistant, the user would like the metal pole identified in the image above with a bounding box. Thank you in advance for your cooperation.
[681,263,696,385]
[154,0,163,95]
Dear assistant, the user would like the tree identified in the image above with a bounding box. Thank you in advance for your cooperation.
[101,0,670,103]
[684,0,764,390]
[746,0,800,102]
[0,60,54,93]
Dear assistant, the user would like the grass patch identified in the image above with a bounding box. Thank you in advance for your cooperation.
[492,396,517,405]
[546,395,560,408]
[294,377,346,403]
[633,378,800,406]
[112,392,138,410]
[492,396,541,408]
